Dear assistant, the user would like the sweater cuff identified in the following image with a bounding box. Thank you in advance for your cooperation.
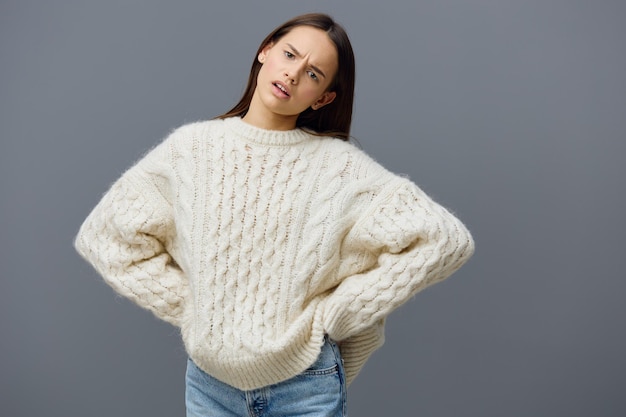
[323,298,383,343]
[323,301,355,342]
[339,320,385,386]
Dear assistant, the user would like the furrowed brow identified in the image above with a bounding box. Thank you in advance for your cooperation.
[286,43,327,79]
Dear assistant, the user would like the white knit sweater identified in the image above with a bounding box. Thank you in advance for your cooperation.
[74,117,474,390]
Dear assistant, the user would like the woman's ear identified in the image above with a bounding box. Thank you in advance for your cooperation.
[311,91,337,110]
[258,42,273,64]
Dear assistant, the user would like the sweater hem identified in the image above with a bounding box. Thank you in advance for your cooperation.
[184,330,328,391]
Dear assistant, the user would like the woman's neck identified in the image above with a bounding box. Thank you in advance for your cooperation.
[242,93,299,131]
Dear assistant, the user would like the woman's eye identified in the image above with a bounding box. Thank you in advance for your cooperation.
[284,51,294,59]
[307,71,318,80]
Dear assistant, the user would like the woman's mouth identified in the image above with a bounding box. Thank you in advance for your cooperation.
[272,82,290,98]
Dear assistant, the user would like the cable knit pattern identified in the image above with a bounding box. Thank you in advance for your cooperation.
[74,117,474,390]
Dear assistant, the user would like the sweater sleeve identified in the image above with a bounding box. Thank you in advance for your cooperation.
[74,143,188,327]
[323,178,474,342]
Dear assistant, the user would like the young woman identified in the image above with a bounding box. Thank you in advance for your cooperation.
[74,13,474,416]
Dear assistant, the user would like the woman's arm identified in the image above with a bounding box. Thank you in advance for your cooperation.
[323,179,474,342]
[74,145,188,327]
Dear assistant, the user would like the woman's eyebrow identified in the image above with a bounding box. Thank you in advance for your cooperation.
[286,43,327,79]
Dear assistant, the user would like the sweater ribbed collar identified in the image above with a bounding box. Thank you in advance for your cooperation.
[224,116,311,146]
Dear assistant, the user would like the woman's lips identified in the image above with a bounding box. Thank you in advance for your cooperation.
[272,82,290,98]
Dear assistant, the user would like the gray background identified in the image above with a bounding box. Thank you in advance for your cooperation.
[2,0,625,416]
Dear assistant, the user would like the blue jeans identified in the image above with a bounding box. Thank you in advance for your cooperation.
[185,337,347,416]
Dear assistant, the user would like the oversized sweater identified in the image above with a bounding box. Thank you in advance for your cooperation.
[74,116,474,390]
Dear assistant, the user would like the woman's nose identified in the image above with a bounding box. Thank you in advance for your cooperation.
[284,63,302,84]
[284,70,297,84]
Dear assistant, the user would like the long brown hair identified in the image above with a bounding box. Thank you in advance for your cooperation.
[217,13,355,141]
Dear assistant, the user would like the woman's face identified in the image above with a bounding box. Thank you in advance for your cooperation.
[244,25,338,130]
